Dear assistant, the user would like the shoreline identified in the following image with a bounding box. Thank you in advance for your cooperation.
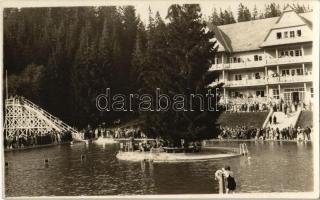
[4,141,74,152]
[3,138,312,152]
[205,139,312,142]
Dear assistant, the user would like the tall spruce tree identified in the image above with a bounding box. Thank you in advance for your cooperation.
[210,8,222,25]
[237,3,251,22]
[140,4,220,146]
[252,5,259,20]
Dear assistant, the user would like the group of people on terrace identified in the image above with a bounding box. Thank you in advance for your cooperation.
[219,96,312,113]
[220,102,268,112]
[4,130,73,149]
[217,125,312,141]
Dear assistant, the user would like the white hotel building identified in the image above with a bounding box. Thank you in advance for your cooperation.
[209,7,313,107]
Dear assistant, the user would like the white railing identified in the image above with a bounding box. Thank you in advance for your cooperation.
[224,74,312,87]
[209,63,225,70]
[267,74,313,84]
[210,55,312,71]
[223,97,268,104]
[228,61,266,69]
[266,55,312,66]
[225,78,266,87]
[210,61,266,71]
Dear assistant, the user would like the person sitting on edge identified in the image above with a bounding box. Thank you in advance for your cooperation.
[222,166,236,194]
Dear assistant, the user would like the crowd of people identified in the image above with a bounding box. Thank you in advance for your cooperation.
[4,130,73,149]
[81,123,148,140]
[219,102,268,112]
[217,125,312,141]
[83,123,203,152]
[219,97,312,113]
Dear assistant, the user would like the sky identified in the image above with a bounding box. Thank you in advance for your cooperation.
[4,0,315,23]
[133,0,314,24]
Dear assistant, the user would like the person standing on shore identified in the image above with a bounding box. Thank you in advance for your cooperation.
[269,116,272,125]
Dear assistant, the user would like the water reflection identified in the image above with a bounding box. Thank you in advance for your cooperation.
[4,141,313,196]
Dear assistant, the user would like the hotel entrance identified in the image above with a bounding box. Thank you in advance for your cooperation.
[283,88,305,104]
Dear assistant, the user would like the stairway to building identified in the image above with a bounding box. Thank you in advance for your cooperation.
[216,112,269,128]
[267,108,302,130]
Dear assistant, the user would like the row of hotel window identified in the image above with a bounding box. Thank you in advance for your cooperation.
[233,68,305,81]
[214,49,303,64]
[230,88,313,99]
[276,30,302,39]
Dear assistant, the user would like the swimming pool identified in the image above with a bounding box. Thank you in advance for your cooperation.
[4,140,313,196]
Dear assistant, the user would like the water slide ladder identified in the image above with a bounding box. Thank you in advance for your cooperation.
[239,143,249,155]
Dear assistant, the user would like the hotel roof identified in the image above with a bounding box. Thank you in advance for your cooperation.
[208,11,313,53]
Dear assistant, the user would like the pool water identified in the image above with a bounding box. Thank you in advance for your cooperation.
[4,140,313,196]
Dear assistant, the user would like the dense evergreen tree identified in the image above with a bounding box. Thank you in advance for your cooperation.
[264,3,281,18]
[137,4,220,145]
[210,8,221,25]
[222,9,236,24]
[237,3,251,22]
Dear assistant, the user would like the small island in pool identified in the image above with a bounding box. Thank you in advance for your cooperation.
[116,138,241,162]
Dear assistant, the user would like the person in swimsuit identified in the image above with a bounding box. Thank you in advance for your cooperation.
[222,166,236,194]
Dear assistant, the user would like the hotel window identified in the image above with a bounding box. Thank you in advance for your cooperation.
[273,89,279,99]
[311,88,314,98]
[290,31,295,38]
[295,49,302,56]
[291,69,295,76]
[282,69,290,76]
[276,32,282,39]
[233,57,237,63]
[254,55,263,61]
[289,50,294,57]
[235,74,242,81]
[256,90,265,97]
[296,68,303,75]
[284,31,288,38]
[297,30,302,37]
[213,58,218,64]
[255,73,261,79]
[231,91,241,98]
[230,57,241,63]
[280,50,289,57]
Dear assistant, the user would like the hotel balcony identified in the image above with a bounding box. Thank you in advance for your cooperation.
[219,96,268,104]
[225,78,266,87]
[209,61,266,71]
[209,55,312,71]
[265,55,312,66]
[267,74,313,84]
[216,74,313,87]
